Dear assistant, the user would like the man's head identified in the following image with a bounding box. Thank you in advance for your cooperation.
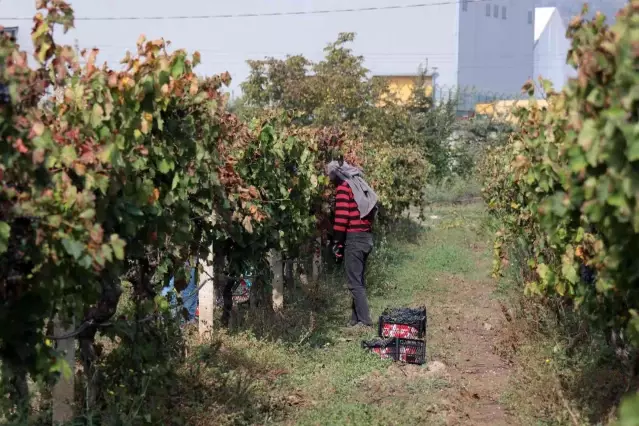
[326,160,363,185]
[326,160,341,184]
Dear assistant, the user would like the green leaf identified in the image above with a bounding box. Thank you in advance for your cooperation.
[50,358,73,381]
[562,261,578,285]
[540,78,554,94]
[125,204,144,216]
[79,209,96,220]
[627,130,639,161]
[301,148,309,164]
[158,70,170,86]
[555,279,566,296]
[110,235,126,260]
[91,104,104,128]
[98,143,115,163]
[171,174,180,190]
[158,159,171,174]
[62,239,84,260]
[79,255,93,269]
[607,193,627,208]
[171,55,186,78]
[48,215,62,227]
[0,221,10,255]
[98,126,111,140]
[578,119,598,151]
[115,134,126,149]
[569,152,588,172]
[60,145,77,167]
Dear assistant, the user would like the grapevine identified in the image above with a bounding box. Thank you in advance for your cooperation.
[480,1,639,341]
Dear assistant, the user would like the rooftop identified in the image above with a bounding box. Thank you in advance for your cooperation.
[534,7,557,43]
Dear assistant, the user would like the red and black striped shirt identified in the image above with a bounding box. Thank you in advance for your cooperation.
[333,181,373,243]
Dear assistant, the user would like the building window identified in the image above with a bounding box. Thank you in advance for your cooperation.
[502,6,507,19]
[493,5,499,18]
[486,4,491,16]
[1,27,17,41]
[0,27,15,105]
[462,0,468,11]
[528,10,533,24]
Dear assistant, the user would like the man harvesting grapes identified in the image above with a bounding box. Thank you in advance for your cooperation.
[326,160,378,328]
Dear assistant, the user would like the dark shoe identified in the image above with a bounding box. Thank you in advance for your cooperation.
[346,319,359,327]
[354,322,374,329]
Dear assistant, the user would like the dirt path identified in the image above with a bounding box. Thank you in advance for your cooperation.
[430,272,515,425]
[375,204,518,425]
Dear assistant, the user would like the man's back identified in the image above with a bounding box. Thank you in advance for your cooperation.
[333,181,373,242]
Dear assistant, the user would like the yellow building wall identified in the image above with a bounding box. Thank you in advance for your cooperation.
[475,99,549,124]
[377,75,433,105]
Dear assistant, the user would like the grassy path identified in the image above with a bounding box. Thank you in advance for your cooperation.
[189,203,519,425]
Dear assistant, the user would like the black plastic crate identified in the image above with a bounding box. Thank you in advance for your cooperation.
[378,307,427,339]
[362,337,426,365]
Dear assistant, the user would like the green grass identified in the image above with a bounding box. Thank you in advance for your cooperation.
[423,177,482,205]
[421,241,472,274]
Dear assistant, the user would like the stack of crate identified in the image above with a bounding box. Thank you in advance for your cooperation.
[362,307,427,365]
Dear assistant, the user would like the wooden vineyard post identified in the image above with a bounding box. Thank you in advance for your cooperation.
[51,318,75,425]
[285,258,294,289]
[270,250,284,310]
[198,245,215,338]
[312,237,322,281]
[298,261,309,287]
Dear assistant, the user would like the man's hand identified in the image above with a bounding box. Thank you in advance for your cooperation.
[332,243,344,264]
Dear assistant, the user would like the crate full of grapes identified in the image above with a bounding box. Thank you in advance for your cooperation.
[378,307,427,339]
[362,337,426,365]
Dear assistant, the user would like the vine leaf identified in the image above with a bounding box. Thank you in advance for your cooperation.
[0,222,10,255]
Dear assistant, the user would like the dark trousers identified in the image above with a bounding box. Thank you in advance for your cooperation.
[345,232,374,325]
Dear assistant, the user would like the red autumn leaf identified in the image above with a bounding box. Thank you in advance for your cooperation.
[90,225,104,245]
[148,188,160,204]
[107,72,118,88]
[14,139,29,154]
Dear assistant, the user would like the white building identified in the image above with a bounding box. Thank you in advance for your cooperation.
[457,0,535,110]
[534,7,576,94]
[1,0,534,111]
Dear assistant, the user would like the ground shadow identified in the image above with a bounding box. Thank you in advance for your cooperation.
[78,335,292,425]
[151,339,291,425]
[228,274,345,348]
[562,337,639,424]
